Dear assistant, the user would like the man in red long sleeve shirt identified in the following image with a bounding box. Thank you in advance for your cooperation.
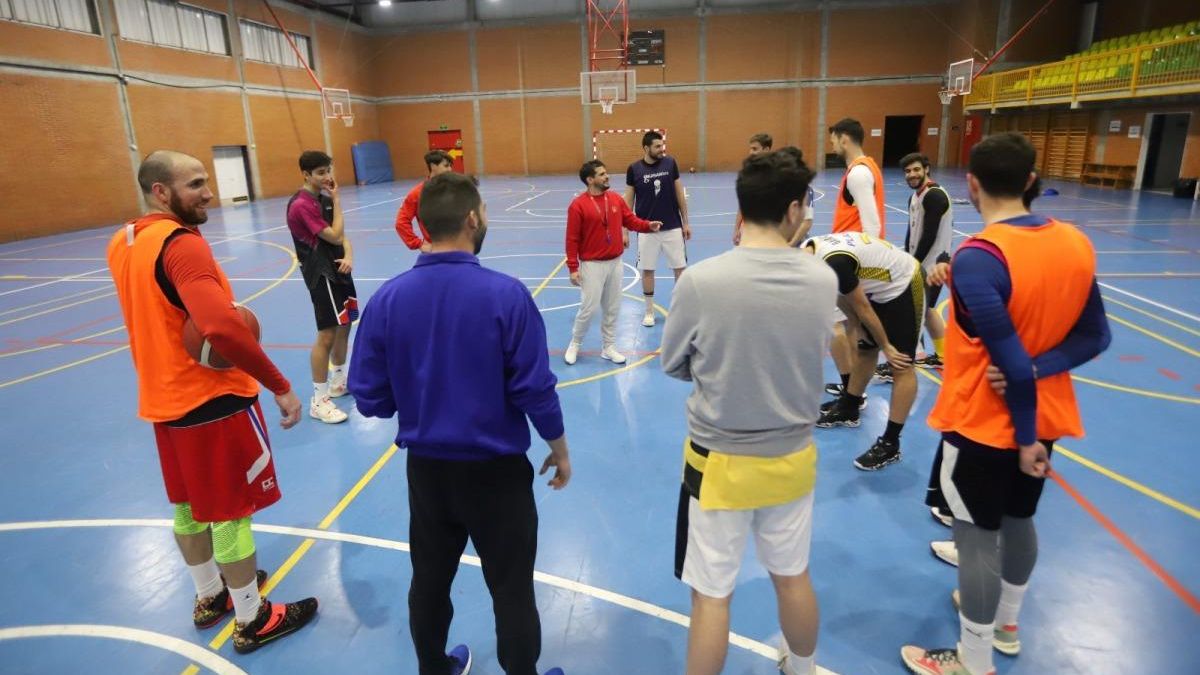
[107,150,316,654]
[564,160,661,366]
[394,150,455,251]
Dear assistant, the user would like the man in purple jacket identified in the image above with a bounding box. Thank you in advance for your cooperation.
[349,172,571,675]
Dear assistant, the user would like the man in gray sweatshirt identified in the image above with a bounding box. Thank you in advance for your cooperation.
[661,151,837,675]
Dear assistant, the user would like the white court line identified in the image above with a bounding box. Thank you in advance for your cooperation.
[0,518,835,673]
[0,624,248,674]
[1098,283,1200,322]
[506,190,550,211]
[945,222,1200,321]
[0,194,403,299]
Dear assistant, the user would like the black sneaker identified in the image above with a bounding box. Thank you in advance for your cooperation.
[916,353,944,369]
[819,394,868,414]
[824,382,844,396]
[853,437,901,471]
[232,597,319,654]
[874,363,894,383]
[817,404,861,428]
[193,569,268,629]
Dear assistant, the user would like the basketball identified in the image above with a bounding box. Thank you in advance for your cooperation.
[181,304,260,370]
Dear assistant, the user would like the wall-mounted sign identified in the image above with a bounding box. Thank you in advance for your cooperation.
[1128,125,1141,138]
[871,128,882,137]
[927,127,939,135]
[1109,119,1121,132]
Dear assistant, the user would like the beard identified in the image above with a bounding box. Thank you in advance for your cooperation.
[596,181,610,192]
[907,177,924,189]
[472,219,488,255]
[170,192,208,225]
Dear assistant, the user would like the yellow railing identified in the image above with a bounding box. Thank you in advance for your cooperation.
[964,34,1200,109]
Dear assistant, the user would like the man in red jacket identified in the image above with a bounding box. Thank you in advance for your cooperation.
[394,150,454,251]
[564,160,661,366]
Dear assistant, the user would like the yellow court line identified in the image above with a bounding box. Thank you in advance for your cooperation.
[1071,375,1200,405]
[1053,446,1200,520]
[913,368,1199,520]
[1103,296,1200,338]
[205,443,400,652]
[530,257,567,299]
[180,666,199,675]
[1107,313,1200,359]
[556,296,670,388]
[0,243,297,384]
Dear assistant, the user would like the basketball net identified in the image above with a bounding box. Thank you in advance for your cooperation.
[938,89,955,105]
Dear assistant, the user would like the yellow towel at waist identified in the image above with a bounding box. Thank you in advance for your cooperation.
[684,438,817,511]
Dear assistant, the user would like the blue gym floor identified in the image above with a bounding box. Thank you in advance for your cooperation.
[0,167,1196,675]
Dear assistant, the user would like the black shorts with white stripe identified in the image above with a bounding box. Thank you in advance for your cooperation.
[925,431,1055,531]
[309,274,359,331]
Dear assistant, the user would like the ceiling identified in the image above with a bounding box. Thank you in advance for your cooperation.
[291,0,851,29]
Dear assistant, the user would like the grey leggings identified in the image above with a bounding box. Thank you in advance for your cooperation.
[954,516,1038,624]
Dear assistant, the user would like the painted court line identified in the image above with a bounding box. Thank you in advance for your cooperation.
[1050,473,1200,614]
[0,519,835,673]
[0,624,248,674]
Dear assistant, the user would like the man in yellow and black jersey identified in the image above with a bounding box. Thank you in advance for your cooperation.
[803,232,925,471]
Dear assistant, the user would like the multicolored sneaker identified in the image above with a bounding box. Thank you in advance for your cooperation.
[232,597,319,654]
[900,646,993,675]
[449,644,472,675]
[950,590,1020,655]
[193,570,268,629]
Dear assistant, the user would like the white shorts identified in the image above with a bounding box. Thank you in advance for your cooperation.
[637,228,687,271]
[676,491,815,598]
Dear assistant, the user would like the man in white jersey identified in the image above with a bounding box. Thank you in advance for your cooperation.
[876,153,953,384]
[804,233,924,471]
[824,118,887,399]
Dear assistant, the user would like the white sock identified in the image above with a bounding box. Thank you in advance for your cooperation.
[229,578,263,624]
[643,293,654,312]
[995,580,1028,628]
[783,648,815,675]
[330,364,346,380]
[187,558,223,600]
[313,381,328,399]
[958,614,995,675]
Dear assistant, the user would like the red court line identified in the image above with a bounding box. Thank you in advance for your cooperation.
[1051,471,1200,614]
[1158,368,1182,381]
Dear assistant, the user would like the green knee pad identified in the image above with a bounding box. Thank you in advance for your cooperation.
[211,517,256,564]
[172,503,209,536]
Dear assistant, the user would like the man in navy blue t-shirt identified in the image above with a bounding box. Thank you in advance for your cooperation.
[625,131,690,328]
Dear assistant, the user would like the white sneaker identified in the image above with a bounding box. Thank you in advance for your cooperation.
[931,506,953,528]
[564,342,580,365]
[600,346,627,364]
[310,396,348,424]
[327,375,348,398]
[931,540,959,567]
[642,312,655,327]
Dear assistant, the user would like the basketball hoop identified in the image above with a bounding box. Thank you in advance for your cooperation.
[582,71,635,114]
[340,115,354,128]
[938,89,955,105]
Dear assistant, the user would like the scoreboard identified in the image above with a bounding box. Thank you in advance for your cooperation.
[628,29,665,66]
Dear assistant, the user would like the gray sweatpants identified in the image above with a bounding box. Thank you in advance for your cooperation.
[571,257,624,347]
